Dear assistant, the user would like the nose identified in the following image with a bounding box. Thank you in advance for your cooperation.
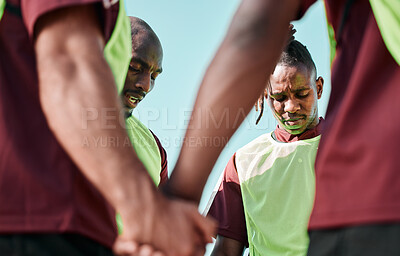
[284,98,300,113]
[135,73,151,93]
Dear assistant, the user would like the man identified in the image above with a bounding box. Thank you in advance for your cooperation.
[209,40,324,256]
[167,0,400,255]
[0,1,213,255]
[123,17,168,187]
[115,17,168,235]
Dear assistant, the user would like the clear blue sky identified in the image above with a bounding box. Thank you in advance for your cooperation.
[126,1,330,250]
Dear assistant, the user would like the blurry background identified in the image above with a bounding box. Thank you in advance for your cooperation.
[126,1,330,254]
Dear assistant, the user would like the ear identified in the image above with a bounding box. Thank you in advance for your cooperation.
[315,76,324,99]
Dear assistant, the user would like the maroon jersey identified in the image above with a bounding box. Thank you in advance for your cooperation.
[0,0,119,248]
[150,131,169,186]
[300,0,400,229]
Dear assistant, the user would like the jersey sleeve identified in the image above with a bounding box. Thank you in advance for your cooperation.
[207,154,248,247]
[150,131,168,186]
[20,0,118,39]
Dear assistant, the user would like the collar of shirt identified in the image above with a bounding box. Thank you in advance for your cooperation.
[274,117,324,143]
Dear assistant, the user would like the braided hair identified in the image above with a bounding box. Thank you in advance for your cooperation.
[255,40,316,125]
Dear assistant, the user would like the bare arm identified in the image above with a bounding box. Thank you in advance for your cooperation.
[211,236,245,256]
[35,4,155,224]
[34,5,214,255]
[168,0,301,202]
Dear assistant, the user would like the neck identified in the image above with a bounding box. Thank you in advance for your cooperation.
[125,109,133,119]
[275,117,323,143]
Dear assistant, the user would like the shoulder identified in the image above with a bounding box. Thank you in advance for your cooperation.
[20,0,118,39]
[126,115,147,129]
[125,115,155,142]
[236,132,274,156]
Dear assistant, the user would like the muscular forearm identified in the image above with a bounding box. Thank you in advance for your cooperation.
[169,0,301,202]
[35,5,157,220]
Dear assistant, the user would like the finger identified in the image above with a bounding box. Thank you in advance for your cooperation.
[151,251,165,256]
[193,249,205,256]
[137,244,154,256]
[113,238,139,256]
[191,243,206,256]
[188,210,217,243]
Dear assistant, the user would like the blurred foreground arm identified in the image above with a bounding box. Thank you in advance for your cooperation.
[168,0,301,202]
[34,5,214,255]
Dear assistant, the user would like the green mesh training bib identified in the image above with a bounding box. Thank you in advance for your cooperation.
[104,0,132,93]
[0,0,132,88]
[125,115,161,185]
[369,0,400,65]
[325,0,400,66]
[116,115,162,234]
[235,133,320,255]
[0,0,5,21]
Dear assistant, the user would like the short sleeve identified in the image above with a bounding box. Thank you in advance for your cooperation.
[150,131,168,186]
[158,145,168,186]
[19,0,118,39]
[207,154,248,247]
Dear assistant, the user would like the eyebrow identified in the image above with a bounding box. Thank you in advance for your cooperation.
[131,57,163,73]
[292,87,311,93]
[270,87,310,95]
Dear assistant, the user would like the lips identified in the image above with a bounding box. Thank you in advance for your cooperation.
[282,116,306,126]
[124,92,143,109]
[285,119,303,126]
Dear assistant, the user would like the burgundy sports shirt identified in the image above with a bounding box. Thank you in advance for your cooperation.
[0,0,120,248]
[300,0,400,229]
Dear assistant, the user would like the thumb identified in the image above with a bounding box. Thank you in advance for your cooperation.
[189,210,217,244]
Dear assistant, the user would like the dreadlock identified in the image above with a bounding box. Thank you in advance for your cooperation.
[277,40,316,76]
[255,40,316,125]
[255,91,264,125]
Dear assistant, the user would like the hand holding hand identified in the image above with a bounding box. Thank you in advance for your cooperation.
[113,194,216,256]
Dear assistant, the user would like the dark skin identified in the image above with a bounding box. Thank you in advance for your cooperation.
[121,25,163,116]
[210,64,323,255]
[167,0,303,203]
[268,64,323,135]
[34,7,214,256]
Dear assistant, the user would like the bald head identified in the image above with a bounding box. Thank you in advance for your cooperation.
[122,17,163,114]
[129,17,162,54]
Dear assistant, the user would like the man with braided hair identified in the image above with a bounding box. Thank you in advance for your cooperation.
[207,39,324,256]
[168,0,400,255]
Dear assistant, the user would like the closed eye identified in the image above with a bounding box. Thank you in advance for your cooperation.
[296,93,309,98]
[270,95,286,102]
[129,66,140,73]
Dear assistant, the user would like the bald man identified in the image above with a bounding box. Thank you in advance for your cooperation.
[113,18,217,256]
[0,1,213,253]
[122,17,168,188]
